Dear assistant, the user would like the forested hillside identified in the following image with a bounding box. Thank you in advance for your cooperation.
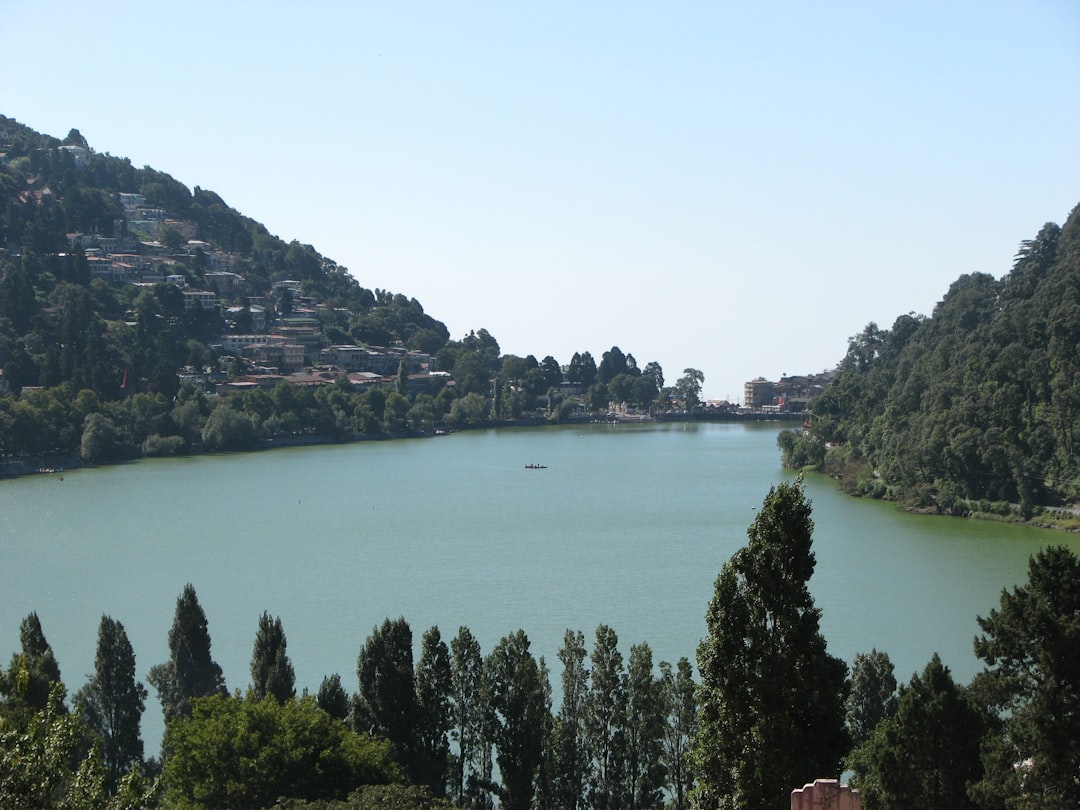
[0,114,447,392]
[792,202,1080,517]
[0,115,680,465]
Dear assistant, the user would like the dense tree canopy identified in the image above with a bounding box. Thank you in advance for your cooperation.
[969,546,1080,808]
[799,203,1080,515]
[161,694,399,810]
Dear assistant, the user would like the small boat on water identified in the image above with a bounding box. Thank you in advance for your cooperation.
[524,463,547,469]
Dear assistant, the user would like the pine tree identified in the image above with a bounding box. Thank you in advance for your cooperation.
[74,615,147,794]
[250,611,295,703]
[969,545,1080,807]
[148,584,227,723]
[848,654,984,810]
[691,479,849,810]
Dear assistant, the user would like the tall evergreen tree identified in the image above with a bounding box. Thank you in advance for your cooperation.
[355,616,418,777]
[848,654,984,810]
[250,611,295,703]
[660,657,697,810]
[1,612,65,727]
[845,648,897,749]
[553,629,590,810]
[316,673,350,722]
[586,624,628,810]
[148,584,227,723]
[415,626,453,797]
[691,479,849,810]
[450,626,492,809]
[484,630,547,810]
[74,615,147,794]
[969,545,1080,808]
[624,642,666,810]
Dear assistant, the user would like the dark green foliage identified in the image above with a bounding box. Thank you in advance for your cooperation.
[586,625,628,810]
[777,428,826,470]
[848,654,984,810]
[484,630,547,810]
[414,626,453,797]
[147,584,227,723]
[274,783,455,809]
[691,479,849,810]
[845,648,897,749]
[74,616,147,794]
[0,683,158,810]
[318,673,351,722]
[449,626,492,809]
[553,629,589,810]
[968,546,1080,808]
[1,613,65,727]
[161,694,399,810]
[355,617,419,778]
[624,642,667,810]
[809,203,1080,513]
[660,658,696,810]
[250,611,296,703]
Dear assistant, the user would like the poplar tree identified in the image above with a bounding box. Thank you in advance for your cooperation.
[1,612,64,726]
[148,584,227,723]
[74,615,147,794]
[450,626,492,809]
[485,630,546,810]
[625,642,667,810]
[691,479,849,810]
[317,673,350,722]
[660,657,697,810]
[356,617,418,776]
[586,624,627,810]
[250,611,295,703]
[553,629,590,810]
[414,625,453,796]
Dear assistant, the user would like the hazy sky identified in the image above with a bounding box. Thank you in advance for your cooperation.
[4,2,1078,400]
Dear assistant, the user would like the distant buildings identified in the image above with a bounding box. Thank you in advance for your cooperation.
[744,370,836,412]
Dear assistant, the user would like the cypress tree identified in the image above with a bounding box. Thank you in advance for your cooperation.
[148,583,227,723]
[356,617,418,774]
[74,615,147,794]
[250,611,295,703]
[414,625,453,796]
[691,479,849,810]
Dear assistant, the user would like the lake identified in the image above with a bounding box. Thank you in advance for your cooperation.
[2,421,1075,752]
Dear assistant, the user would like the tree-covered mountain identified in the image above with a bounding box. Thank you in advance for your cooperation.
[790,202,1080,517]
[0,114,448,394]
[0,115,686,465]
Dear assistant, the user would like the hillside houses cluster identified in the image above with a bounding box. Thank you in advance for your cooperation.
[743,370,837,412]
[66,192,441,394]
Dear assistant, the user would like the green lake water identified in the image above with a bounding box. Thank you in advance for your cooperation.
[2,421,1075,751]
